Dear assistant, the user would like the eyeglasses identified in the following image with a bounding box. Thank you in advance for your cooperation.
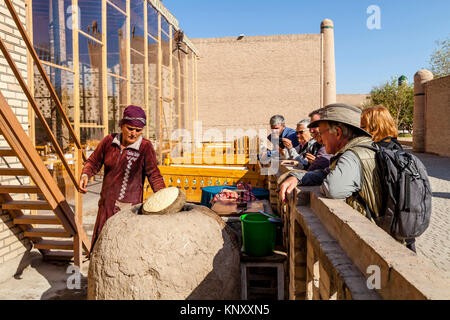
[296,130,305,134]
[317,127,331,137]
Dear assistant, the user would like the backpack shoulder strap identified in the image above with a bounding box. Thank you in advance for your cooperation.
[352,144,379,153]
[346,145,379,222]
[353,191,377,221]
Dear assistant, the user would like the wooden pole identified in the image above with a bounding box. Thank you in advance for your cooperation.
[102,0,108,138]
[143,0,150,139]
[3,0,86,161]
[158,13,163,164]
[0,37,82,191]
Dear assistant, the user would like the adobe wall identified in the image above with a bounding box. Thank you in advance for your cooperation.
[336,94,369,108]
[424,75,450,157]
[191,34,322,137]
[0,0,32,281]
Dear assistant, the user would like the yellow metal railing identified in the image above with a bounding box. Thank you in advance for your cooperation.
[144,136,265,202]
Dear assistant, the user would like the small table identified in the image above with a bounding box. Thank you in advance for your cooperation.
[240,250,287,300]
[211,200,266,217]
[201,185,269,208]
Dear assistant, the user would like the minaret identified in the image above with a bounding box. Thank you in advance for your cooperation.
[321,19,336,106]
[413,69,433,153]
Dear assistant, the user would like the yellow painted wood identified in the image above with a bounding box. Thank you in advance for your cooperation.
[144,164,266,203]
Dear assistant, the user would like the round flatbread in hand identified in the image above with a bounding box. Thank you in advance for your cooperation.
[142,187,186,215]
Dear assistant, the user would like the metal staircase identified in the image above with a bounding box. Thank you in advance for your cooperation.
[0,0,90,266]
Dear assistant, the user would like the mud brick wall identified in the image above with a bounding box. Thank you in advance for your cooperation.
[424,75,450,157]
[191,34,322,137]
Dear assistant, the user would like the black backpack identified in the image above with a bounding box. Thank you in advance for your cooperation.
[355,137,432,241]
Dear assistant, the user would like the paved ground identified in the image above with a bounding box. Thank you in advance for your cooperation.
[0,178,101,300]
[0,149,448,299]
[408,149,450,279]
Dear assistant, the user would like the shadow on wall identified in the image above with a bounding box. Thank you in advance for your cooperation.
[13,251,87,300]
[186,228,241,300]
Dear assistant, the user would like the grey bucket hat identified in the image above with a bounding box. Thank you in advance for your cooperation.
[307,103,371,137]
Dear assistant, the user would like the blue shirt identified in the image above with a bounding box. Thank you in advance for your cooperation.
[266,127,299,157]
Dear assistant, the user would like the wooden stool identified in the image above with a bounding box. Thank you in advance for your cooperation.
[240,250,287,300]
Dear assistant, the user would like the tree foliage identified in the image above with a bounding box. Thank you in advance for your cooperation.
[362,77,414,133]
[429,36,450,78]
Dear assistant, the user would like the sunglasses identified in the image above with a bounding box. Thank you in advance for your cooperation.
[296,130,306,134]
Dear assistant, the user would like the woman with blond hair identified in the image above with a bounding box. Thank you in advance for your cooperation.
[361,106,402,150]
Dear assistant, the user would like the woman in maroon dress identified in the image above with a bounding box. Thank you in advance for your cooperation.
[79,105,166,250]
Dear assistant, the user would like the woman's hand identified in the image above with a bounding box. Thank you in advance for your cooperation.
[79,175,89,194]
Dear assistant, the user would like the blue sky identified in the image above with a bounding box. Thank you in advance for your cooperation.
[164,0,450,94]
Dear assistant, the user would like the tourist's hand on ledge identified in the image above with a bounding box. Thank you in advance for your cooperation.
[279,176,299,203]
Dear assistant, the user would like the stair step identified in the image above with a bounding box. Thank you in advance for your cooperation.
[0,168,28,176]
[43,251,74,261]
[34,240,73,250]
[14,214,61,225]
[2,200,52,210]
[25,227,70,238]
[0,149,16,157]
[0,185,41,194]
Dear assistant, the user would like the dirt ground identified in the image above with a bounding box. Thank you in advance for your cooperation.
[0,179,101,300]
[0,250,89,300]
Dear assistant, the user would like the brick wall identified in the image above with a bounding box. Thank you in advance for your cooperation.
[191,34,322,137]
[336,94,370,107]
[0,0,32,270]
[424,75,450,157]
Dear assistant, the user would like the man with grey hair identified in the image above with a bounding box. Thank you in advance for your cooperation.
[263,114,299,159]
[279,104,382,224]
[282,114,332,171]
[282,119,317,167]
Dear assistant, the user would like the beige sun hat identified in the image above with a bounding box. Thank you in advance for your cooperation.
[307,103,371,137]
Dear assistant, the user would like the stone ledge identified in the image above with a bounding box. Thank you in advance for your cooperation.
[303,189,450,299]
[292,203,380,300]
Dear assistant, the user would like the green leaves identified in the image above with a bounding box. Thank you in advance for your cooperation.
[362,77,414,133]
[430,36,450,78]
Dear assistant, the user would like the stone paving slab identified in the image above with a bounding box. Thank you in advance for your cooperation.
[408,149,450,279]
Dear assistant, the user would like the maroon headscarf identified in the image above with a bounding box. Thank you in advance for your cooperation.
[120,105,146,128]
